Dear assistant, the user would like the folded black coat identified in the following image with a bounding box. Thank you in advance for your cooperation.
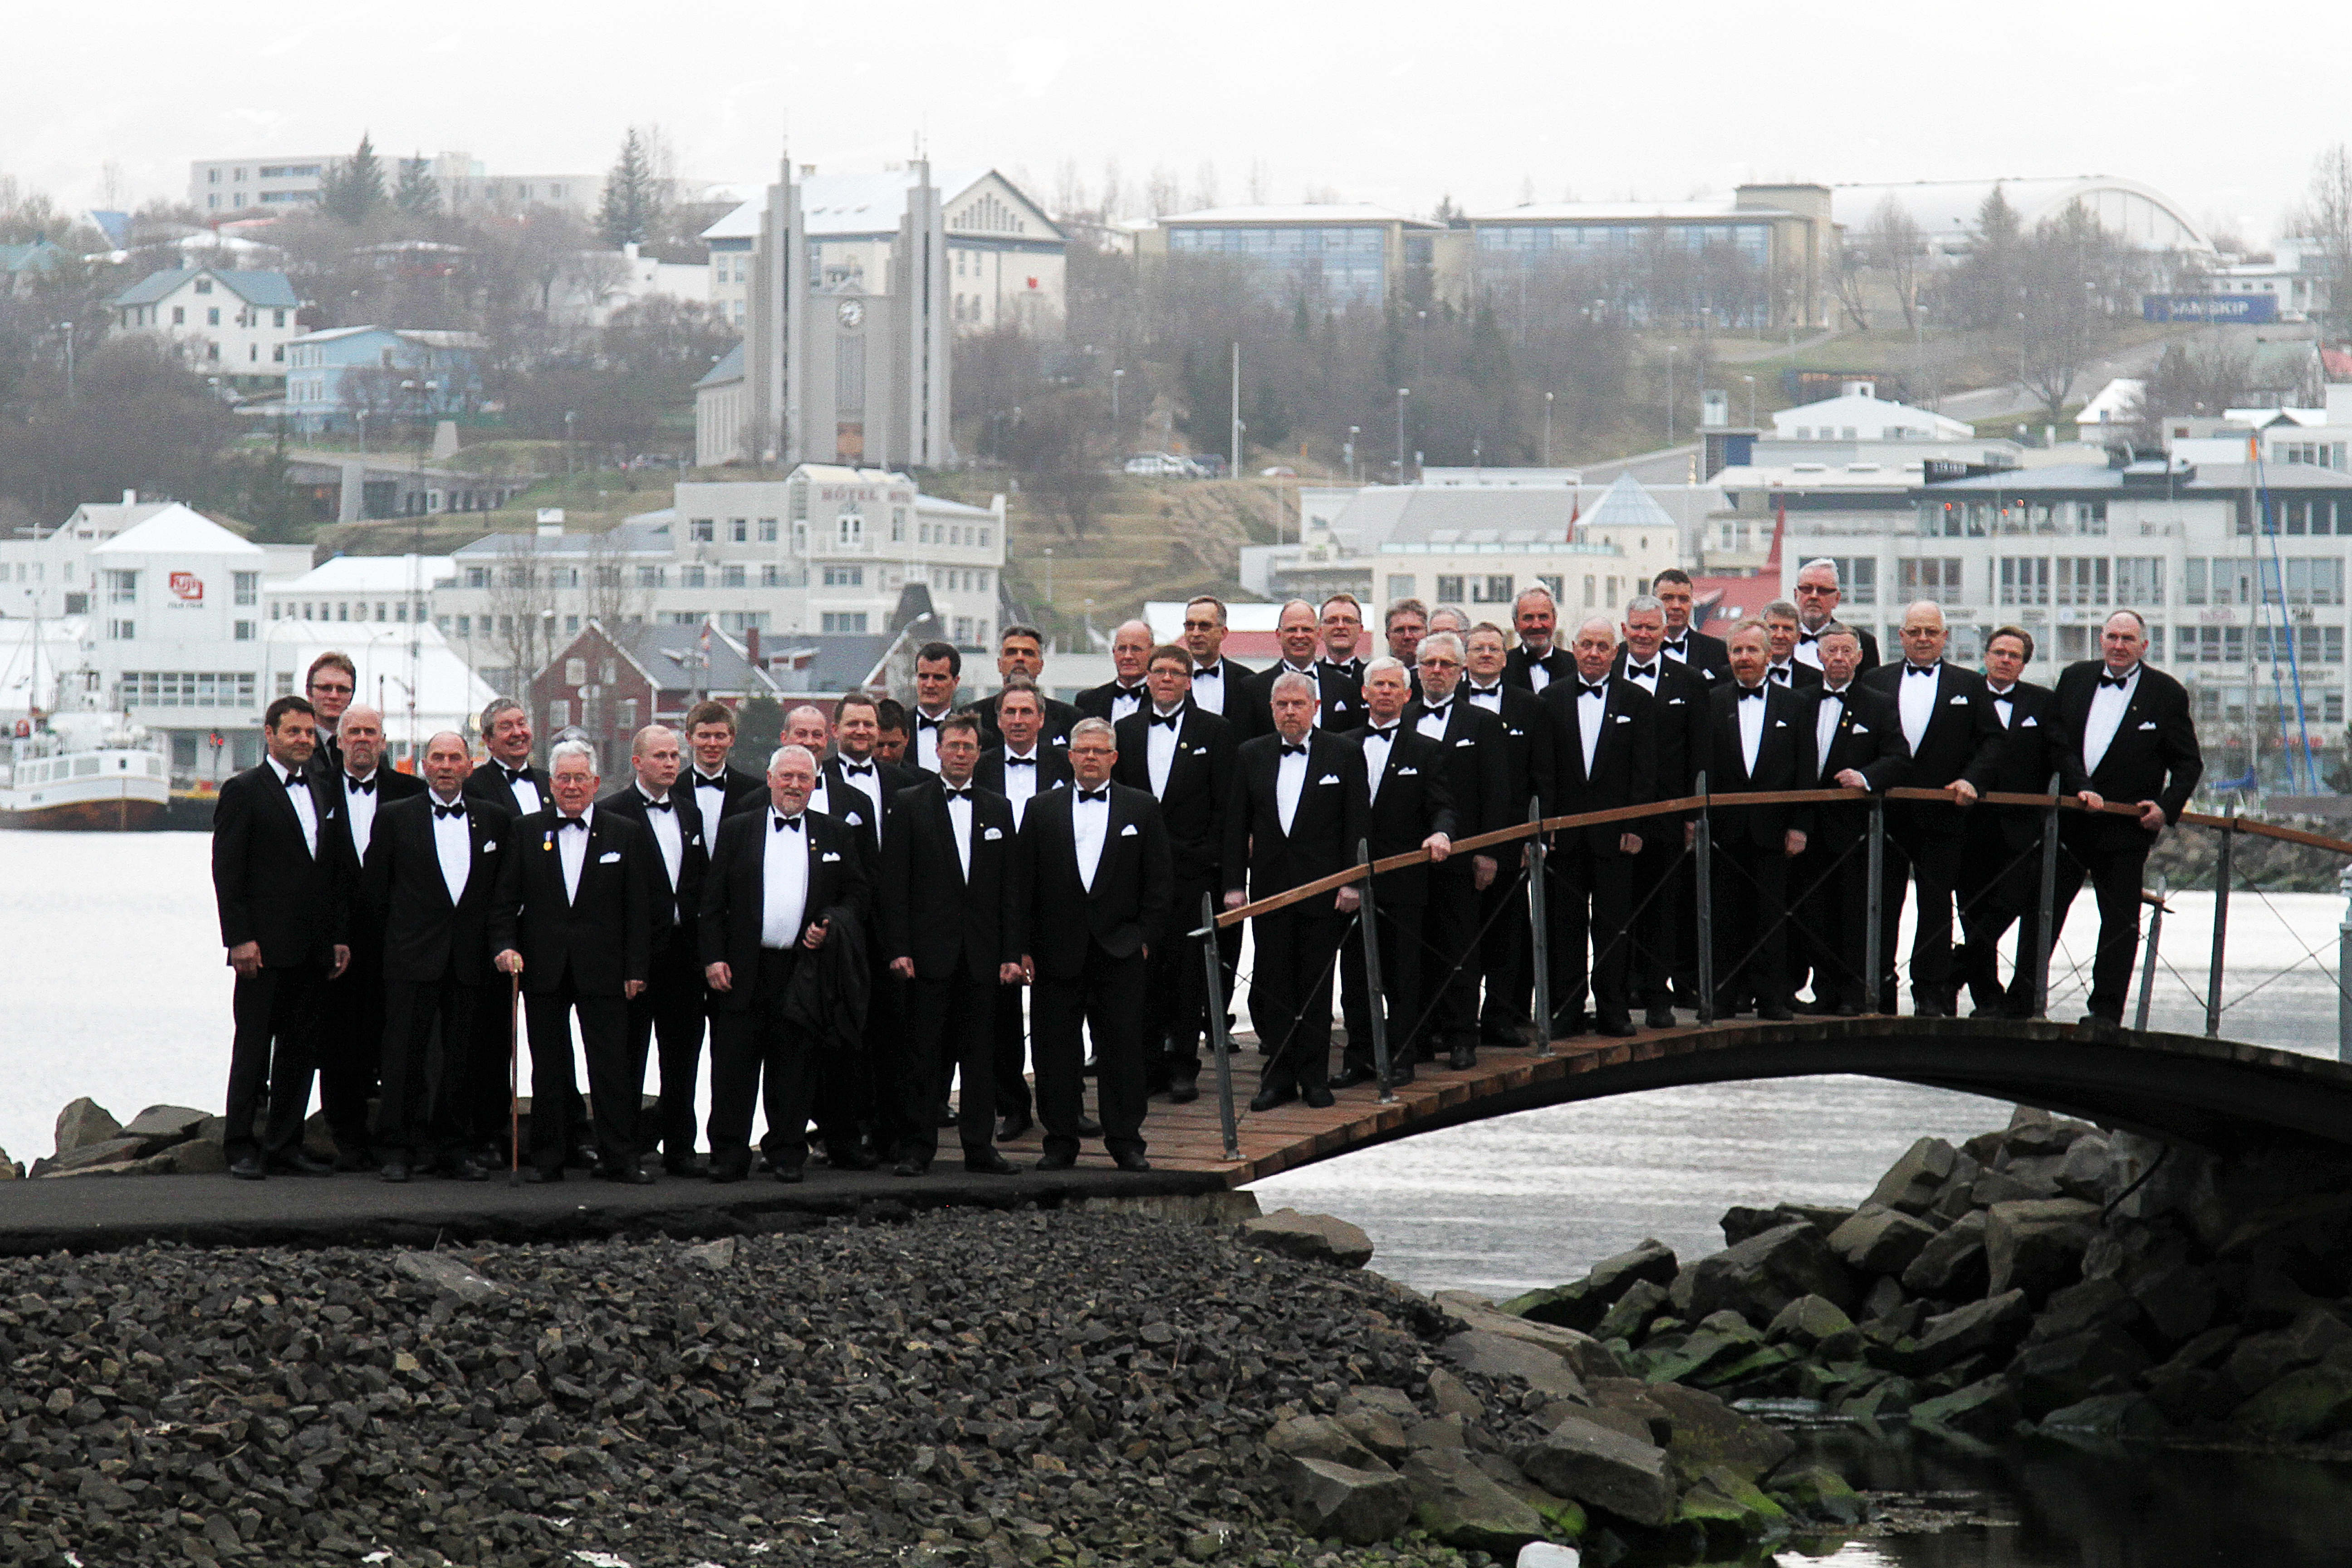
[783,905,869,1054]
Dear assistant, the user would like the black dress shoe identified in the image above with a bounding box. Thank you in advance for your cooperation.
[1835,1001,1864,1017]
[964,1151,1021,1175]
[378,1160,412,1184]
[1645,1004,1677,1029]
[774,1165,805,1184]
[1330,1063,1379,1089]
[1113,1151,1152,1173]
[1249,1086,1296,1113]
[1913,1000,1954,1019]
[935,1102,958,1127]
[1164,1078,1200,1104]
[892,1157,930,1177]
[2075,1013,2122,1040]
[1447,1044,1477,1070]
[268,1151,335,1176]
[827,1146,880,1172]
[333,1148,378,1173]
[447,1156,490,1181]
[707,1161,748,1184]
[1595,1016,1638,1039]
[1383,1065,1417,1088]
[1301,1085,1336,1109]
[1034,1150,1076,1172]
[1756,1003,1794,1022]
[662,1154,708,1177]
[523,1166,562,1184]
[1480,1025,1523,1047]
[996,1111,1034,1142]
[1075,1115,1103,1137]
[228,1155,265,1181]
[601,1165,654,1185]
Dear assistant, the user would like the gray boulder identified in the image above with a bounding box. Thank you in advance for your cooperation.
[1984,1198,2100,1300]
[1436,1297,1626,1382]
[1682,1221,1856,1322]
[1588,1237,1679,1298]
[31,1136,147,1176]
[2127,1260,2217,1344]
[2230,1366,2352,1442]
[684,1237,738,1270]
[2024,1278,2138,1346]
[1338,1386,1416,1421]
[2054,1137,2113,1201]
[2005,1327,2153,1416]
[52,1098,121,1156]
[1907,1375,2023,1436]
[158,1138,229,1174]
[2040,1392,2170,1439]
[1240,1209,1374,1269]
[393,1251,509,1304]
[1643,1381,1794,1484]
[1399,1451,1549,1554]
[1426,1369,1485,1421]
[1267,1414,1390,1472]
[118,1104,210,1147]
[1592,1279,1668,1343]
[1828,1205,1940,1276]
[1867,1136,1960,1215]
[1440,1330,1588,1403]
[2222,1310,2352,1399]
[0,1147,17,1180]
[1585,1377,1673,1446]
[1720,1203,1853,1246]
[1900,1210,1989,1299]
[1771,1460,1867,1527]
[1903,1289,2032,1375]
[1285,1456,1413,1545]
[1972,1168,2061,1204]
[1335,1405,1411,1463]
[2003,1106,2089,1157]
[1764,1294,1858,1357]
[1519,1413,1676,1528]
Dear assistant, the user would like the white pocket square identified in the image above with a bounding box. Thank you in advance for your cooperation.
[483,842,498,853]
[845,811,863,825]
[2137,720,2157,730]
[2020,716,2037,727]
[983,827,1003,841]
[1948,695,1968,706]
[1455,737,1475,747]
[1318,774,1340,784]
[1852,724,1870,734]
[821,851,843,862]
[1614,714,1632,724]
[1398,766,1419,776]
[1119,823,1139,837]
[1774,719,1788,727]
[598,851,621,864]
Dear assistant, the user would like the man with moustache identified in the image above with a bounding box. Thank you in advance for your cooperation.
[881,713,1024,1175]
[1018,718,1173,1171]
[817,690,917,1161]
[1504,585,1574,693]
[305,652,358,776]
[1613,595,1709,1027]
[907,642,964,773]
[1224,672,1371,1110]
[311,701,422,1168]
[1701,623,1813,1020]
[1791,559,1882,674]
[1539,616,1656,1040]
[971,624,1080,752]
[597,724,712,1175]
[1237,600,1326,741]
[975,677,1075,1139]
[1112,645,1237,1102]
[1460,621,1556,1043]
[1078,620,1156,725]
[490,740,658,1183]
[1957,627,2063,1019]
[1652,569,1731,682]
[1179,595,1254,719]
[1401,632,1507,1069]
[465,697,549,818]
[699,744,871,1182]
[682,700,767,824]
[1791,624,1909,1016]
[364,730,510,1182]
[211,695,348,1180]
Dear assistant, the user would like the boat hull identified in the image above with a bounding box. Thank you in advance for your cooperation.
[0,794,170,831]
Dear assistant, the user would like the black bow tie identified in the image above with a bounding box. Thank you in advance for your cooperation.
[558,816,587,831]
[917,713,945,730]
[346,774,375,794]
[841,761,873,777]
[1798,630,1821,644]
[1193,664,1220,681]
[1769,668,1792,684]
[1905,665,1937,678]
[1740,686,1767,701]
[943,787,971,800]
[1368,725,1398,737]
[1580,681,1608,697]
[1627,663,1657,680]
[504,766,533,784]
[694,772,725,787]
[2099,671,2132,690]
[773,815,802,833]
[1078,788,1110,804]
[643,796,672,812]
[1990,687,2014,702]
[280,768,305,789]
[432,801,466,820]
[1820,689,1845,705]
[1423,702,1449,719]
[1663,637,1687,653]
[1280,742,1308,756]
[1004,755,1036,768]
[1149,711,1182,729]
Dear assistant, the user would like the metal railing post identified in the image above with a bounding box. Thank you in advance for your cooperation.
[1693,771,1715,1025]
[1197,893,1241,1159]
[2033,774,2063,1020]
[2338,864,2352,1063]
[2206,813,2234,1039]
[2134,875,2165,1033]
[1356,839,1397,1101]
[1525,796,1553,1058]
[1863,792,1885,1015]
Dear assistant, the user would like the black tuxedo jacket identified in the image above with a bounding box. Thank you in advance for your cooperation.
[1804,683,1911,850]
[1702,682,1816,846]
[1315,657,1370,732]
[1234,661,1323,741]
[1976,680,2063,849]
[597,783,711,939]
[881,780,1019,982]
[1503,645,1577,694]
[1540,676,1659,856]
[1402,696,1511,843]
[1457,682,1556,824]
[971,694,1080,754]
[976,745,1075,809]
[1112,705,1237,884]
[488,808,656,997]
[1223,730,1372,911]
[682,763,767,823]
[1344,723,1456,906]
[364,793,513,985]
[1797,624,1882,674]
[2051,662,2202,845]
[1614,651,1709,804]
[1075,678,1151,725]
[314,765,426,894]
[465,760,553,818]
[1662,629,1732,685]
[1182,656,1254,721]
[698,806,870,1012]
[812,755,913,869]
[1859,660,2002,835]
[212,760,348,966]
[1015,782,1174,977]
[1766,660,1824,693]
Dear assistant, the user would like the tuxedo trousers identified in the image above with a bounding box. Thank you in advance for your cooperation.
[521,965,636,1176]
[2051,826,2155,1022]
[225,961,325,1163]
[1957,816,2048,1017]
[376,973,481,1162]
[1340,896,1424,1075]
[1548,843,1634,1028]
[706,946,818,1173]
[1146,871,1219,1086]
[1792,832,1872,1010]
[314,931,387,1157]
[1626,838,1684,1010]
[1884,820,1963,1008]
[1712,839,1791,1010]
[1033,944,1148,1160]
[631,930,708,1159]
[1477,865,1533,1036]
[1420,863,1482,1055]
[1251,909,1343,1096]
[477,971,582,1161]
[990,985,1034,1122]
[902,968,1001,1161]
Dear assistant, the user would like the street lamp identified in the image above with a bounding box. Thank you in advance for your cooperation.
[1111,367,1124,440]
[1543,391,1554,468]
[55,322,74,402]
[565,410,578,479]
[1741,374,1755,428]
[1394,389,1410,484]
[1346,425,1359,485]
[1664,346,1679,446]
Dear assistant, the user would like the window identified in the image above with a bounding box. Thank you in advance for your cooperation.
[2115,558,2165,607]
[206,307,220,327]
[1899,558,1963,595]
[1387,574,1416,602]
[564,615,580,633]
[1435,574,1464,602]
[617,699,639,731]
[549,699,571,728]
[636,566,663,588]
[721,565,745,588]
[892,506,907,542]
[2055,557,2111,607]
[790,482,808,522]
[690,517,714,543]
[456,615,471,635]
[979,528,991,549]
[759,517,778,542]
[760,564,781,587]
[172,306,185,325]
[104,569,137,604]
[195,278,214,294]
[823,565,865,587]
[729,518,747,543]
[1998,558,2050,606]
[838,510,865,548]
[234,620,254,641]
[682,566,706,588]
[720,611,769,633]
[1469,573,1515,604]
[119,672,255,707]
[2284,557,2346,605]
[2184,559,2208,606]
[564,658,587,685]
[820,612,870,633]
[1820,557,1877,605]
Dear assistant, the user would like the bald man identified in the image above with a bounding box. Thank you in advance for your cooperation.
[1078,619,1157,725]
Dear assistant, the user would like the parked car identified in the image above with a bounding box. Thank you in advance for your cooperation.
[1123,452,1210,478]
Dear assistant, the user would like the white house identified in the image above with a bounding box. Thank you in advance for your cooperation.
[109,267,303,386]
[0,493,308,621]
[1772,387,1974,442]
[266,554,458,629]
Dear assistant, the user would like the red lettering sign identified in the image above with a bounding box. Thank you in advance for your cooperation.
[169,571,203,602]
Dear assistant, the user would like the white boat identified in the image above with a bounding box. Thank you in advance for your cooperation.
[0,712,170,831]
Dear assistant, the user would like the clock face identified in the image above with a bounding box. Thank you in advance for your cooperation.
[837,299,864,329]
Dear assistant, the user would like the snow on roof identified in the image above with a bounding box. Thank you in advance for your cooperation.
[1156,203,1435,228]
[275,554,456,593]
[702,167,1047,242]
[1470,196,1777,223]
[1772,392,1973,440]
[89,504,261,556]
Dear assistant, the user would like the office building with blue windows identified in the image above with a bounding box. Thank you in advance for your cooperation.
[1137,205,1455,307]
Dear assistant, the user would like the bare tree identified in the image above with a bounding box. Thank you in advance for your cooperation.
[1827,236,1872,330]
[2015,205,2127,425]
[2291,144,2352,340]
[1145,166,1181,217]
[1864,196,1925,332]
[483,538,560,714]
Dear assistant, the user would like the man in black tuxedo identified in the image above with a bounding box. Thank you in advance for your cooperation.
[490,740,657,1183]
[699,744,871,1181]
[1462,622,1556,1041]
[1541,617,1658,1039]
[465,697,549,817]
[1236,600,1325,742]
[1615,596,1709,1026]
[1224,672,1372,1109]
[211,695,348,1179]
[873,698,911,769]
[1858,600,2002,1014]
[597,724,712,1175]
[881,713,1024,1174]
[971,624,1080,751]
[1958,627,2065,1018]
[681,699,766,826]
[1653,570,1731,683]
[1112,644,1237,1102]
[812,691,916,1163]
[304,651,357,778]
[1791,625,1910,1015]
[1180,595,1254,720]
[1761,601,1824,692]
[1702,624,1814,1020]
[2051,611,2203,1027]
[1792,559,1882,675]
[975,677,1074,1137]
[1402,633,1509,1067]
[1504,586,1574,694]
[1018,718,1173,1171]
[364,730,510,1182]
[908,641,964,773]
[1314,594,1371,733]
[1385,598,1429,669]
[1077,619,1155,725]
[311,702,423,1167]
[1337,658,1456,1086]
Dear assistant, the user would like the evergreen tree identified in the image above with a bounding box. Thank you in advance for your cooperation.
[598,128,662,247]
[392,154,440,217]
[318,133,386,226]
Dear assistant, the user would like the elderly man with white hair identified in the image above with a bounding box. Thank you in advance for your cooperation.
[1791,558,1882,674]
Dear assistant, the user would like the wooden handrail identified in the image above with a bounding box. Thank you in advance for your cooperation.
[1210,788,2352,928]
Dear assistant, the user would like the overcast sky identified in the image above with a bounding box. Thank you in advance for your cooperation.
[10,0,2344,245]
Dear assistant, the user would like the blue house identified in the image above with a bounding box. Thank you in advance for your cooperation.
[282,326,487,433]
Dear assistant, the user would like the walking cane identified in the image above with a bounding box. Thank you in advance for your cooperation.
[507,969,523,1188]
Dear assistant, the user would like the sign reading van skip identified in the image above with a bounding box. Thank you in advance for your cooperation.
[2142,293,2280,324]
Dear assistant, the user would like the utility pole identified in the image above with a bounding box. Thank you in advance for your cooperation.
[56,321,74,402]
[1229,342,1241,480]
[1395,388,1410,482]
[1543,391,1553,468]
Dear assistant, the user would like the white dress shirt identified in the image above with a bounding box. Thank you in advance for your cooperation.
[1815,683,1850,780]
[1000,745,1043,826]
[1414,701,1451,743]
[1621,658,1661,696]
[837,756,886,830]
[1574,681,1607,776]
[912,708,952,771]
[760,808,810,948]
[1275,741,1309,834]
[1105,682,1146,722]
[1793,627,1829,670]
[1072,787,1111,891]
[689,768,730,827]
[555,806,593,903]
[2083,665,2139,774]
[1466,681,1505,715]
[1897,662,1940,752]
[805,776,833,820]
[942,787,974,878]
[1524,654,1554,693]
[1361,724,1399,802]
[1190,660,1230,714]
[1986,680,2018,730]
[1661,634,1693,666]
[341,768,380,858]
[638,784,685,912]
[1736,684,1768,773]
[273,759,319,857]
[1767,659,1799,687]
[429,790,472,904]
[500,765,543,818]
[1145,706,1183,796]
